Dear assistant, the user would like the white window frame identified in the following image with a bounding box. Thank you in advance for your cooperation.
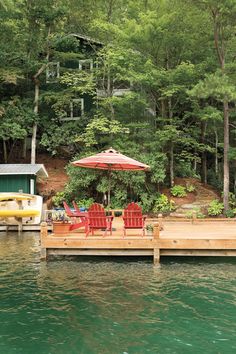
[60,98,84,121]
[79,59,93,71]
[46,62,60,83]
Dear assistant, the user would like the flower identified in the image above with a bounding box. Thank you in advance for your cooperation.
[47,210,71,223]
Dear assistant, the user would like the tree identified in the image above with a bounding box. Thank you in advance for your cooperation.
[24,0,68,163]
[191,0,236,210]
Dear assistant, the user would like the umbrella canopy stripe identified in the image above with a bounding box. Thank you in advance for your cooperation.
[72,149,149,171]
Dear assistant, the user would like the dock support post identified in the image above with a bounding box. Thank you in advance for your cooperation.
[153,222,160,266]
[40,247,47,260]
[18,221,22,234]
[40,222,48,261]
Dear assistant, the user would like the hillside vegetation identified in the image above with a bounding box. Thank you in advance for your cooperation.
[1,1,236,213]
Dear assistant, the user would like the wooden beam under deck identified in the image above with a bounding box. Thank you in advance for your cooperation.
[40,221,236,264]
[47,249,154,256]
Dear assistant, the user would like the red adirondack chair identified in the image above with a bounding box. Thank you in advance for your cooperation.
[123,202,146,236]
[63,201,89,231]
[86,203,113,237]
[63,201,78,218]
[72,200,80,213]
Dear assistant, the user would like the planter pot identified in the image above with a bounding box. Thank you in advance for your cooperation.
[146,230,153,236]
[53,222,71,235]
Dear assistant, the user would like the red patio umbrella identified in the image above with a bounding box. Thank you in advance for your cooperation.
[72,148,150,208]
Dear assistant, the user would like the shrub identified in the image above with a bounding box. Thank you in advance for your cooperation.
[171,185,187,197]
[225,209,236,218]
[186,184,196,193]
[185,208,205,219]
[207,200,224,216]
[140,193,156,213]
[228,192,236,209]
[153,194,175,213]
[175,160,199,178]
[74,198,94,209]
[52,191,66,207]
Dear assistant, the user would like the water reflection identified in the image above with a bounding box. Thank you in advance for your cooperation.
[0,232,236,353]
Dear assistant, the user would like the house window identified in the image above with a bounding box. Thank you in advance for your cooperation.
[60,98,84,121]
[46,62,60,83]
[79,59,93,71]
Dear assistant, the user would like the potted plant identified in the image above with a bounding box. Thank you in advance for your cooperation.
[146,224,154,236]
[52,210,72,235]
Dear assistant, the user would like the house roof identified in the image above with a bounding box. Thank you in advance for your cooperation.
[70,33,103,45]
[0,164,48,178]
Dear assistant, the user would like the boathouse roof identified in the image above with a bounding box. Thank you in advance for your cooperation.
[0,164,48,178]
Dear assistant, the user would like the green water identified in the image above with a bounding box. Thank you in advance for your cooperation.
[0,233,236,354]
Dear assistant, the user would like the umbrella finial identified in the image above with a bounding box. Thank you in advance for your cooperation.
[104,147,118,154]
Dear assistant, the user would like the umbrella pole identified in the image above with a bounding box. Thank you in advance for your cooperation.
[108,168,111,211]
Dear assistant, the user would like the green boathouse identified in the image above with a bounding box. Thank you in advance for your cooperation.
[0,164,48,194]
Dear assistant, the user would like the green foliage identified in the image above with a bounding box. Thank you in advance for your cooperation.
[52,191,66,207]
[207,200,224,216]
[0,98,35,141]
[207,169,223,190]
[60,71,96,95]
[73,198,94,209]
[1,0,236,211]
[40,121,84,155]
[189,71,236,102]
[76,115,126,147]
[171,185,187,197]
[175,159,199,178]
[110,189,127,209]
[228,192,236,209]
[225,209,236,218]
[153,194,175,213]
[186,184,196,193]
[139,193,156,213]
[185,208,205,219]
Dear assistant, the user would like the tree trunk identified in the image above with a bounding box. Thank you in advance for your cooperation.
[193,149,197,172]
[160,99,166,119]
[3,140,7,163]
[31,80,39,164]
[234,169,236,196]
[223,99,229,210]
[169,141,174,187]
[201,121,207,184]
[212,9,229,211]
[168,97,174,187]
[214,128,218,174]
[22,137,27,159]
[30,26,51,164]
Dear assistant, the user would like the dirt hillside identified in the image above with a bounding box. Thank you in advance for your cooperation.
[36,154,69,198]
[167,177,220,217]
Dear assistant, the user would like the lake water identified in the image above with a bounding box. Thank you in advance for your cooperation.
[0,232,236,354]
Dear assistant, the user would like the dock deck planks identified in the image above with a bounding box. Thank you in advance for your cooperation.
[40,219,236,264]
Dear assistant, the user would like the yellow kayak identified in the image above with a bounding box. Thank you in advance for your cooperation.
[0,193,34,201]
[0,210,39,217]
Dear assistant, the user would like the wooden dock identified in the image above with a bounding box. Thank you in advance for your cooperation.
[40,218,236,265]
